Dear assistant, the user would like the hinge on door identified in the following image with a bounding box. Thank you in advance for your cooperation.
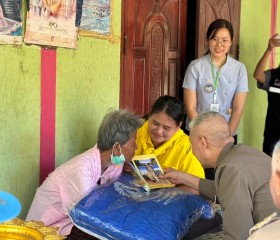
[123,33,127,55]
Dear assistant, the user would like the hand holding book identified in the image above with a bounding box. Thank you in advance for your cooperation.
[130,154,175,191]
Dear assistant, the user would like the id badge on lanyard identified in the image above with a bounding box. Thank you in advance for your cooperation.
[210,92,219,112]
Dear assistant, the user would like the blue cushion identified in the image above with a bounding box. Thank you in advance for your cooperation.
[69,173,213,240]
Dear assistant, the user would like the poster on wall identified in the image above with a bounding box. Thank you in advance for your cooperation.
[24,0,78,48]
[77,0,119,43]
[0,0,23,44]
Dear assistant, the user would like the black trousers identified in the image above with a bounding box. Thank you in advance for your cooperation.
[67,226,99,240]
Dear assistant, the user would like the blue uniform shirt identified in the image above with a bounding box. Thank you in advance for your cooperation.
[182,54,248,131]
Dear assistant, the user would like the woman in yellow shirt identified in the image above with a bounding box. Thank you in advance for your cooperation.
[126,95,204,179]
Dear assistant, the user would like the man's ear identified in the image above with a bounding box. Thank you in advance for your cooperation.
[200,135,208,149]
[275,171,280,197]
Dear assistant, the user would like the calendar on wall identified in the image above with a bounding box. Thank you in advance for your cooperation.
[24,0,78,48]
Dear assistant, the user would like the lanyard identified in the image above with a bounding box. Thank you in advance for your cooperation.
[210,60,222,92]
[210,58,225,103]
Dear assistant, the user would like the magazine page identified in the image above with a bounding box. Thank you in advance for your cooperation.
[131,154,174,190]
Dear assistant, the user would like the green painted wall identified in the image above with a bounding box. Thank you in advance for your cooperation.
[56,2,122,166]
[56,37,121,167]
[0,45,41,220]
[0,2,122,219]
[0,0,279,220]
[239,0,280,149]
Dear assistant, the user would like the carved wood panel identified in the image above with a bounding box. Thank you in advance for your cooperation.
[120,0,187,116]
[196,0,241,59]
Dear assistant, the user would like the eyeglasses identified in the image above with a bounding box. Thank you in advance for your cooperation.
[209,37,232,47]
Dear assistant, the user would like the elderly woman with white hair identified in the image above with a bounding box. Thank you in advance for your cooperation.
[26,109,143,236]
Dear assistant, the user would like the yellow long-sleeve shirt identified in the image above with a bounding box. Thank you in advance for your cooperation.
[135,121,205,178]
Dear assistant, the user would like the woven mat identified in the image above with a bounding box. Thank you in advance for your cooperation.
[193,231,224,240]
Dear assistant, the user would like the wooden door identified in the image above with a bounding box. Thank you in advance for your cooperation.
[196,0,241,59]
[120,0,241,115]
[120,0,187,116]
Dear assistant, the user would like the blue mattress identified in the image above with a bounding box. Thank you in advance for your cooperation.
[69,173,213,240]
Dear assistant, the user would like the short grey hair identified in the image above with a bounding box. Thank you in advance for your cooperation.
[189,111,232,147]
[272,140,280,172]
[97,109,143,151]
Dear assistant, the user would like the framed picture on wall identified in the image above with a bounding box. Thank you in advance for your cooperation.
[77,0,119,42]
[0,0,23,44]
[24,0,78,48]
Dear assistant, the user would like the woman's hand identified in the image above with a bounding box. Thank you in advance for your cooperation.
[123,162,134,172]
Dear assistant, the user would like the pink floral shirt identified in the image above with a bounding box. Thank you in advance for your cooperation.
[26,145,123,235]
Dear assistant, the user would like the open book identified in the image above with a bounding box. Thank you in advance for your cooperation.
[130,154,175,191]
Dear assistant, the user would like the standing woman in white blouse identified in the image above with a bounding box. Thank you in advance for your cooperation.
[183,19,248,144]
[182,19,248,180]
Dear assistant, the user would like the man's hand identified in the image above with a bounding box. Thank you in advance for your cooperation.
[160,167,200,190]
[160,168,185,185]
